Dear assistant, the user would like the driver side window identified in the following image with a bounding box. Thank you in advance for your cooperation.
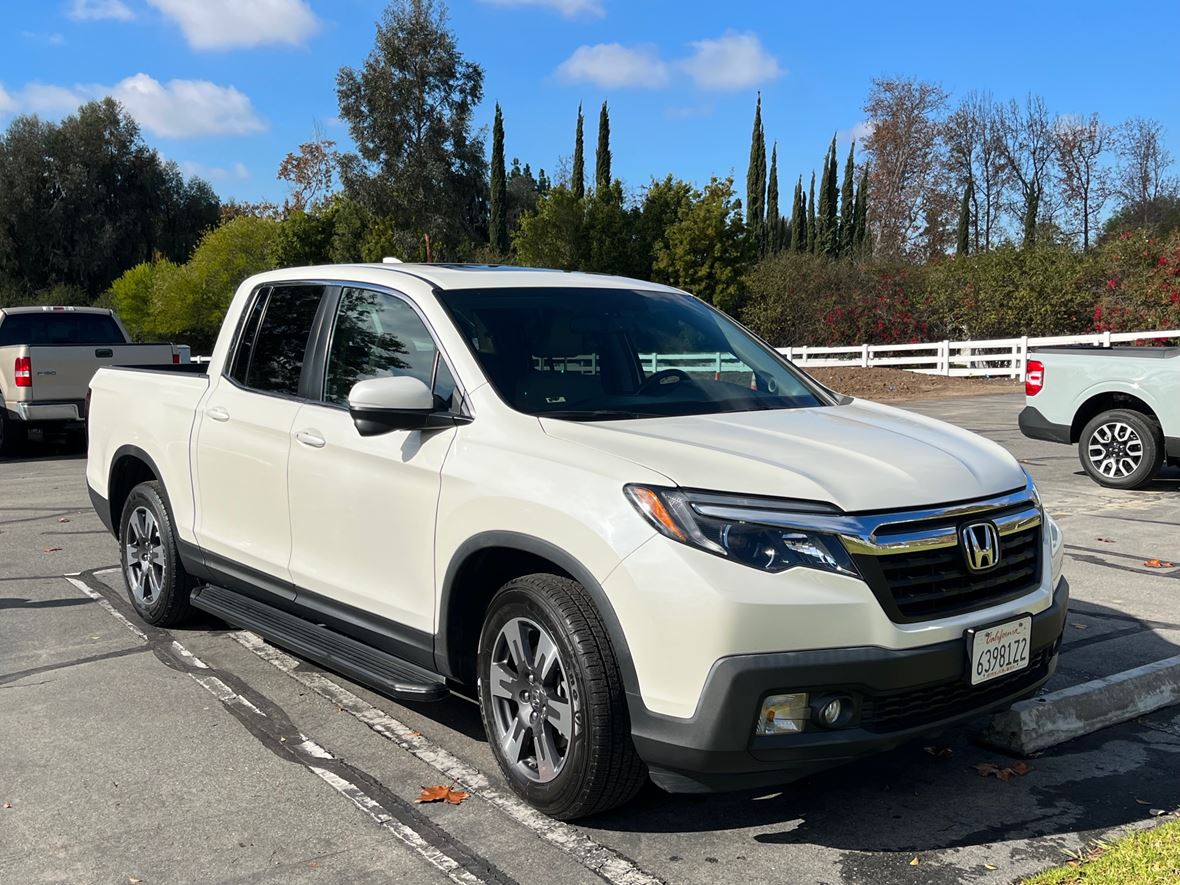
[324,288,455,408]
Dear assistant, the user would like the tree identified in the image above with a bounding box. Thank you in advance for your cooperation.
[335,0,487,255]
[862,77,949,257]
[506,159,542,236]
[853,166,870,255]
[651,177,752,313]
[790,177,806,253]
[584,182,634,275]
[956,178,973,255]
[945,92,1007,252]
[996,95,1054,247]
[513,187,586,270]
[595,101,611,192]
[572,103,585,199]
[270,209,335,267]
[1115,117,1177,228]
[839,142,856,255]
[635,176,694,280]
[277,124,341,213]
[1053,114,1111,250]
[765,143,780,253]
[818,135,839,255]
[489,103,508,254]
[807,172,817,253]
[745,94,766,228]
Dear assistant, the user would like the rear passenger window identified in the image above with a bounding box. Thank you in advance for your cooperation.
[233,285,325,397]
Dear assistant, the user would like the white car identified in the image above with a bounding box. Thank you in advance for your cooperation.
[86,264,1068,819]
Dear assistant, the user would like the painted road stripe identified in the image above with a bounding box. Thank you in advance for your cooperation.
[64,573,493,885]
[231,629,665,885]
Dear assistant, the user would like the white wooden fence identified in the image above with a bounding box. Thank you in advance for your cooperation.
[778,328,1180,381]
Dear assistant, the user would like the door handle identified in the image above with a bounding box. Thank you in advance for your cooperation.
[206,406,230,422]
[294,429,326,449]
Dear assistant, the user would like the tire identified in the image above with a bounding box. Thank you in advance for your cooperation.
[118,480,196,626]
[1078,409,1163,490]
[477,574,647,820]
[0,411,26,458]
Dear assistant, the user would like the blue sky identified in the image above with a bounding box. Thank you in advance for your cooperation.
[2,0,1177,205]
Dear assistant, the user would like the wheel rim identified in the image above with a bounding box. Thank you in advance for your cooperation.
[124,505,165,606]
[487,617,576,784]
[1087,421,1144,479]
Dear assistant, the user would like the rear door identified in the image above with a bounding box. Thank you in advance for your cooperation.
[286,286,460,650]
[193,284,330,592]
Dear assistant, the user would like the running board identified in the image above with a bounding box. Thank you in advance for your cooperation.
[191,584,449,702]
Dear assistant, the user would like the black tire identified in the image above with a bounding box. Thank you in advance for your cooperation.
[118,480,196,626]
[0,411,26,458]
[1078,408,1163,490]
[477,574,646,820]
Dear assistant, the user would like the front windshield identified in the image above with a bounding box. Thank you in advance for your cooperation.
[437,287,828,420]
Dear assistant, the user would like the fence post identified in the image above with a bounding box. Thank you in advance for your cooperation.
[782,346,793,361]
[715,352,723,377]
[861,343,870,368]
[940,340,950,376]
[1102,329,1112,348]
[1018,336,1029,381]
[650,353,659,372]
[799,345,808,364]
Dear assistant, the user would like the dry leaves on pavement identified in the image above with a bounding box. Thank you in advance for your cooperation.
[416,784,470,806]
[1144,559,1175,568]
[975,761,1031,781]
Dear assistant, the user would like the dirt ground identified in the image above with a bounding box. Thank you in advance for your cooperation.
[807,366,1022,402]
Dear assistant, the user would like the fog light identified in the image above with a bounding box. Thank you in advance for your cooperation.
[756,693,809,735]
[819,698,844,727]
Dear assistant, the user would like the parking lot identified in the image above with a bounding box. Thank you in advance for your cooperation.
[2,391,1179,885]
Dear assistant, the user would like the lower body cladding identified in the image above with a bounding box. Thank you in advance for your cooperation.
[628,578,1068,793]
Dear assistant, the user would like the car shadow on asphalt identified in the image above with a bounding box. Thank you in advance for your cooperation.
[579,598,1180,854]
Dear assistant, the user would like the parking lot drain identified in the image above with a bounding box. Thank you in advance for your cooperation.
[981,654,1180,755]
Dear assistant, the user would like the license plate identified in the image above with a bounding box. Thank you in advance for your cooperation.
[968,616,1032,686]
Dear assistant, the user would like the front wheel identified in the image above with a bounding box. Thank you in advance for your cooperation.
[478,574,646,820]
[1079,409,1163,490]
[118,481,196,626]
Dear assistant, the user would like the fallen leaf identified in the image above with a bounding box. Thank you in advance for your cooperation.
[58,517,70,523]
[975,761,1028,781]
[1150,808,1167,817]
[984,863,998,870]
[129,879,140,884]
[923,745,953,758]
[1136,799,1151,805]
[1010,761,1031,776]
[909,857,920,866]
[1071,622,1089,630]
[1144,559,1175,568]
[406,730,422,737]
[43,547,62,553]
[416,784,469,806]
[3,802,11,809]
[975,762,1001,778]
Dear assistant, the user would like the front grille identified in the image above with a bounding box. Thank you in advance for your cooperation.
[859,646,1053,733]
[876,524,1042,620]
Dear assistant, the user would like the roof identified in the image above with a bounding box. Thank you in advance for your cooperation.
[0,305,113,316]
[253,263,685,295]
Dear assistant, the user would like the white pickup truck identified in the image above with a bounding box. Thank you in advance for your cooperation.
[0,306,178,455]
[87,264,1067,819]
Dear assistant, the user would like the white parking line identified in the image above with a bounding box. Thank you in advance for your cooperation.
[230,630,664,885]
[65,574,490,885]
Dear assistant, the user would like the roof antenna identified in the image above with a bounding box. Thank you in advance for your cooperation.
[381,256,403,264]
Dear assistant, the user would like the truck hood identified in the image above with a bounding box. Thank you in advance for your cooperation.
[540,399,1027,513]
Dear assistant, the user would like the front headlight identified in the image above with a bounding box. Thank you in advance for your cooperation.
[624,484,858,576]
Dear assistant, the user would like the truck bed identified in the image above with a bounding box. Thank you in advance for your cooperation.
[1031,345,1179,359]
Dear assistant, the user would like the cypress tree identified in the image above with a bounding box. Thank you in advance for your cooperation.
[839,141,855,256]
[854,165,870,255]
[807,172,817,253]
[595,101,611,191]
[489,103,508,254]
[956,177,973,255]
[818,135,839,255]
[745,94,766,228]
[765,143,780,253]
[790,177,806,252]
[572,103,585,199]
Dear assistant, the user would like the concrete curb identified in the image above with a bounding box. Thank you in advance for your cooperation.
[980,654,1180,755]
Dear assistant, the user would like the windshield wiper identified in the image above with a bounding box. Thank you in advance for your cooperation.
[539,409,661,422]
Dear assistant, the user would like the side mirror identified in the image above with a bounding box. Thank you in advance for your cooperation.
[347,376,466,436]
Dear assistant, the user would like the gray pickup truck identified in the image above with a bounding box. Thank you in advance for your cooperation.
[1019,346,1179,489]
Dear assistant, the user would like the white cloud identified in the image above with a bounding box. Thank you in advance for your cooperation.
[556,44,669,89]
[839,120,876,145]
[22,31,67,46]
[665,103,715,120]
[5,74,265,138]
[0,85,16,115]
[680,32,783,91]
[146,0,319,50]
[181,160,250,181]
[68,0,134,21]
[479,0,604,17]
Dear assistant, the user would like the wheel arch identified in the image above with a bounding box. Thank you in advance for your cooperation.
[1070,391,1161,443]
[106,445,165,540]
[436,532,639,699]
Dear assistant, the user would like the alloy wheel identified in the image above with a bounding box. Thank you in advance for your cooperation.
[124,505,165,606]
[487,617,577,784]
[1087,421,1144,479]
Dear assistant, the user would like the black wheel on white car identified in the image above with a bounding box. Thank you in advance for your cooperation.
[118,480,196,626]
[477,574,646,820]
[1079,408,1163,490]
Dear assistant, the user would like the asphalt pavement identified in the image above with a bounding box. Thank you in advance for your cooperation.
[2,392,1179,885]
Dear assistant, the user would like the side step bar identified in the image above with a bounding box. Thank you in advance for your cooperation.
[191,583,449,702]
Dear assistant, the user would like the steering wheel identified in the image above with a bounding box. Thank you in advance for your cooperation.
[635,368,693,396]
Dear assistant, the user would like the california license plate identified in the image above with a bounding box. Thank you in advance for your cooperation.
[968,616,1032,686]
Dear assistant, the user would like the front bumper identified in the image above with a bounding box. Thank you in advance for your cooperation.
[1018,406,1071,445]
[630,577,1069,793]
